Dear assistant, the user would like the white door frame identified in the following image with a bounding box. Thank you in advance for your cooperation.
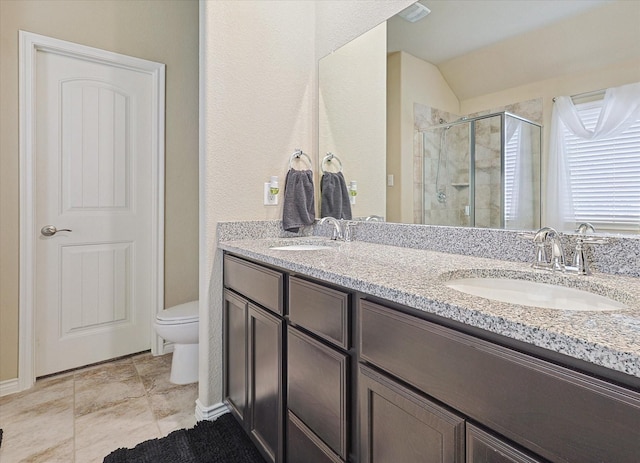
[18,31,165,391]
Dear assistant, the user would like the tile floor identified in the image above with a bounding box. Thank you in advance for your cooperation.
[0,352,198,462]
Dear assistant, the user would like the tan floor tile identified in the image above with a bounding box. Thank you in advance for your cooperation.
[75,396,158,451]
[76,422,161,463]
[74,363,146,417]
[0,375,73,420]
[0,396,74,462]
[132,353,173,393]
[0,437,74,463]
[148,382,198,420]
[157,410,197,436]
[0,352,196,463]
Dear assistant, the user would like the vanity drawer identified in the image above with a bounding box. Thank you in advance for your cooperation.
[288,326,348,459]
[224,255,284,315]
[288,411,344,463]
[289,276,349,349]
[466,423,544,463]
[359,300,640,463]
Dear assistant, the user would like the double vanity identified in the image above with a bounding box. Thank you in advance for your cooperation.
[219,226,640,463]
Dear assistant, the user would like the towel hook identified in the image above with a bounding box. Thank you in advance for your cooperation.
[321,152,343,173]
[289,149,313,170]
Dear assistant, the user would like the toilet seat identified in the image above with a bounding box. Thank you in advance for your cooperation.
[156,301,198,325]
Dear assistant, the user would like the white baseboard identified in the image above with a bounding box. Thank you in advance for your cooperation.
[195,399,228,421]
[0,378,20,397]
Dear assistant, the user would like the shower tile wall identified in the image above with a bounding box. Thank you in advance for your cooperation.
[414,98,542,228]
[414,104,467,226]
[474,116,502,228]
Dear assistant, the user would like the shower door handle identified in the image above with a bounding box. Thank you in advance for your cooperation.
[41,225,72,237]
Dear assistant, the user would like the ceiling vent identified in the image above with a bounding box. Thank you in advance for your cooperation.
[397,2,431,23]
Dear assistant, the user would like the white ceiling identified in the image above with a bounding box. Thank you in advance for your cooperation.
[388,0,612,64]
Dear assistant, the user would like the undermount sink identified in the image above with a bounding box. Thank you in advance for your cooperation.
[445,277,627,312]
[269,244,335,251]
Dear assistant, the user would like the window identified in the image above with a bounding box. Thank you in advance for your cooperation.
[563,100,640,232]
[503,125,519,224]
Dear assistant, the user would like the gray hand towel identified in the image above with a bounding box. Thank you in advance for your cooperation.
[282,169,316,232]
[320,171,352,220]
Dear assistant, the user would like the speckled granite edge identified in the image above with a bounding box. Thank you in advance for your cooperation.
[217,220,640,277]
[218,238,640,378]
[217,220,313,241]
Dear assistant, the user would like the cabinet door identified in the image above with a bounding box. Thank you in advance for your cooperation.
[288,327,348,459]
[466,424,545,463]
[288,411,344,463]
[223,290,248,422]
[249,303,284,463]
[359,365,465,463]
[360,300,640,463]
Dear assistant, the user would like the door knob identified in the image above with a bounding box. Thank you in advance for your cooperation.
[41,225,72,237]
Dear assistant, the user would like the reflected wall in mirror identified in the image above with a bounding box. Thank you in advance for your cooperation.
[318,0,640,230]
[318,22,387,219]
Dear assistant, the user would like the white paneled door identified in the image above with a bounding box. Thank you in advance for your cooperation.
[28,34,165,377]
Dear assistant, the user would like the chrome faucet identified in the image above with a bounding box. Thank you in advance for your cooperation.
[319,217,358,242]
[528,224,608,275]
[320,217,343,240]
[532,227,565,271]
[571,223,595,275]
[566,223,608,275]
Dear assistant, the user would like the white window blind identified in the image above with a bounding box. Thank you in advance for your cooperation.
[564,100,640,231]
[503,126,519,224]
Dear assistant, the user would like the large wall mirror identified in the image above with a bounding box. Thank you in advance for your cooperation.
[318,0,640,230]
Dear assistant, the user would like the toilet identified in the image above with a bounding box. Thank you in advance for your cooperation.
[154,300,199,385]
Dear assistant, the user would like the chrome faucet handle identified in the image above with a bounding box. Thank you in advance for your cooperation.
[341,220,359,242]
[531,227,565,271]
[568,224,608,275]
[319,216,343,240]
[575,222,595,234]
[549,232,566,271]
[531,227,552,269]
[365,215,384,222]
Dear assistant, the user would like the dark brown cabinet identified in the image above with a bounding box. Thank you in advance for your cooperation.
[223,290,248,422]
[248,304,284,463]
[359,299,640,463]
[288,411,344,463]
[287,277,352,463]
[466,424,544,463]
[223,255,285,463]
[359,364,465,463]
[223,252,640,463]
[288,327,348,459]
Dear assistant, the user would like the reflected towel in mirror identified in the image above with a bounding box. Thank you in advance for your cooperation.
[321,171,352,220]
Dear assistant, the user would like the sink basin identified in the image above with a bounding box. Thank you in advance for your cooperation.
[269,244,334,251]
[445,277,627,311]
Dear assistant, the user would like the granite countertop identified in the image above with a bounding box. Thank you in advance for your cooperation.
[219,236,640,379]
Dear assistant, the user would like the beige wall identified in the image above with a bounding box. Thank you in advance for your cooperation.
[200,0,317,410]
[387,51,459,223]
[440,1,640,101]
[0,0,199,383]
[319,22,387,219]
[199,0,413,409]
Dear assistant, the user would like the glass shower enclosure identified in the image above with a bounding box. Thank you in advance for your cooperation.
[422,112,542,230]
